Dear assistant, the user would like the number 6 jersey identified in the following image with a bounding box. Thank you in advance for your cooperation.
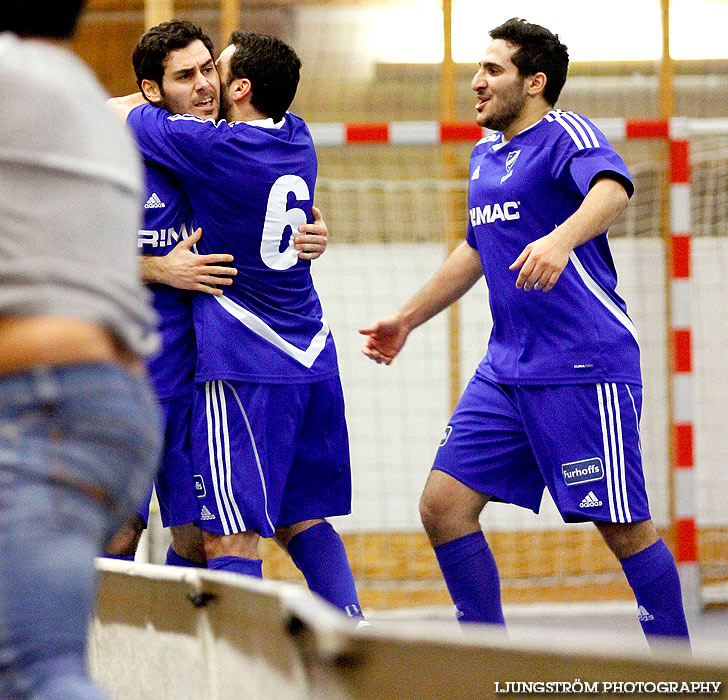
[128,104,338,384]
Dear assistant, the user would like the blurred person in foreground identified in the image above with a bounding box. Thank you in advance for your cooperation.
[361,18,689,649]
[0,2,162,698]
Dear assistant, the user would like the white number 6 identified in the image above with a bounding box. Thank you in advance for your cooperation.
[260,174,311,270]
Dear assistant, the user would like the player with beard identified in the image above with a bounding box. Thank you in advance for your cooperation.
[361,17,689,647]
[105,21,329,567]
[110,31,365,624]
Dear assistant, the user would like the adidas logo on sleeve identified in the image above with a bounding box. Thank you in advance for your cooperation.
[144,192,166,209]
[579,491,603,508]
[200,505,216,520]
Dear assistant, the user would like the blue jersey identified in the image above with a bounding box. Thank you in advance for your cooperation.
[128,105,338,385]
[138,161,196,399]
[466,109,639,386]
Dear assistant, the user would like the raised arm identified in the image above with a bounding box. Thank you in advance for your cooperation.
[360,240,483,365]
[509,176,630,292]
[107,93,146,121]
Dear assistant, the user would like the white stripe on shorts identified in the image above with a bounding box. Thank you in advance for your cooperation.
[597,383,632,523]
[205,381,230,535]
[223,381,275,532]
[610,383,632,522]
[597,384,617,522]
[626,384,642,455]
[205,381,246,534]
[216,381,246,532]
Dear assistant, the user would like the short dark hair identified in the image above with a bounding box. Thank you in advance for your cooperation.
[226,31,301,122]
[489,17,569,106]
[132,20,215,89]
[1,0,86,38]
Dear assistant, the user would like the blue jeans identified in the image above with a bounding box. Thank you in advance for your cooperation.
[0,364,162,700]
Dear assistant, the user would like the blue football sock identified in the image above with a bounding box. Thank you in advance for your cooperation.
[102,553,135,562]
[166,545,206,568]
[434,530,505,625]
[207,555,262,578]
[621,539,690,647]
[287,522,364,620]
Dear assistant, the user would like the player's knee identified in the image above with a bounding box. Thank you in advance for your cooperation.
[104,513,145,556]
[201,529,260,560]
[275,519,326,550]
[595,519,659,560]
[170,524,206,565]
[419,491,455,538]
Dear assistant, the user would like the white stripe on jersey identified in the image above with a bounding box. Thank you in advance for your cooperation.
[565,112,600,148]
[560,112,599,149]
[569,251,639,342]
[546,110,583,149]
[215,294,330,369]
[168,113,220,128]
[223,381,275,532]
[546,110,600,150]
[476,132,501,147]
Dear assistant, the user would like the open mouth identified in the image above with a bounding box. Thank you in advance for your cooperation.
[476,96,490,112]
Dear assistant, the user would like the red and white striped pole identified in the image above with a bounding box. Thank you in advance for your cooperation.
[668,123,701,617]
[308,118,726,146]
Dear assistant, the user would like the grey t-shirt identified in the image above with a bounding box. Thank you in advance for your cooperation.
[0,32,157,356]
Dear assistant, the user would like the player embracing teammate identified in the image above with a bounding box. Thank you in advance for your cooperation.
[110,27,365,624]
[362,18,690,647]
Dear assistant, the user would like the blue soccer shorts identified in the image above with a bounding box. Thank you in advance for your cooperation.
[432,373,651,523]
[135,393,199,528]
[190,376,352,537]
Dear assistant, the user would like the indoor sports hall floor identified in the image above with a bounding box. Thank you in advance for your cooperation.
[368,600,728,654]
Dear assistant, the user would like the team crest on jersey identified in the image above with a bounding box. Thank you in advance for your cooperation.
[500,150,521,184]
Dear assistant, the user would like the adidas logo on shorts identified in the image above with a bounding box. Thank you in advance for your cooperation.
[637,605,654,622]
[200,505,216,520]
[579,490,603,508]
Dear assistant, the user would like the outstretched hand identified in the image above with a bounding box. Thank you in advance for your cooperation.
[152,228,237,296]
[359,315,410,365]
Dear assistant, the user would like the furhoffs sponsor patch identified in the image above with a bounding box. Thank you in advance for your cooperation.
[561,457,604,486]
